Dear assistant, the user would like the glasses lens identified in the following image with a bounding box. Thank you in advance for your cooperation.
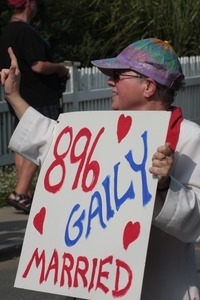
[112,71,119,81]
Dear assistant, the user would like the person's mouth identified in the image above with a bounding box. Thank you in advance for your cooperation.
[112,90,118,96]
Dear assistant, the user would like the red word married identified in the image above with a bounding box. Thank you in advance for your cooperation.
[22,248,133,298]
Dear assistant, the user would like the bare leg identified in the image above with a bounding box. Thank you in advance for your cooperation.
[7,152,38,213]
[13,152,38,196]
[14,152,24,177]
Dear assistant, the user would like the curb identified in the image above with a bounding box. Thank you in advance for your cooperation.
[0,243,22,262]
[0,206,28,262]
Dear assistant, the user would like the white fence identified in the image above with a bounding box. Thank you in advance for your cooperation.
[0,56,200,166]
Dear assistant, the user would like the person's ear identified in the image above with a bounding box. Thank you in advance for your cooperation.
[144,78,157,98]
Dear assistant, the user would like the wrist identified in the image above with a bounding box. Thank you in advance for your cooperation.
[6,94,29,119]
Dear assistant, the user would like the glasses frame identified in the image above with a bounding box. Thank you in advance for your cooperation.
[112,70,145,82]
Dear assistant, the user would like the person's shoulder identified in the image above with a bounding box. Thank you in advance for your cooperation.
[176,119,200,157]
[182,118,200,130]
[3,21,29,33]
[6,21,27,28]
[181,118,200,138]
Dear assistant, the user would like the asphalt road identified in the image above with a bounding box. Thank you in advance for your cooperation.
[196,244,200,278]
[0,257,70,300]
[0,250,200,300]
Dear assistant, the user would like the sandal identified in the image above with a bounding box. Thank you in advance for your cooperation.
[6,191,32,213]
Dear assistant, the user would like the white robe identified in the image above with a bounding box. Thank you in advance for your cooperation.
[9,107,200,300]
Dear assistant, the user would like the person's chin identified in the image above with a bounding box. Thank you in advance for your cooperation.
[111,99,120,110]
[112,103,119,110]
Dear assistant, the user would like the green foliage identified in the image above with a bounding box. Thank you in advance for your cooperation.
[0,0,200,66]
[0,166,17,207]
[0,0,11,37]
[0,165,38,207]
[87,0,200,58]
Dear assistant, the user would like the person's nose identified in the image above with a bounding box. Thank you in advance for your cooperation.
[107,77,115,87]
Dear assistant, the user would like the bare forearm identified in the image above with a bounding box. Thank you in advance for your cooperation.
[7,94,29,119]
[32,61,69,77]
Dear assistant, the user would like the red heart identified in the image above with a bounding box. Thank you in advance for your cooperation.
[123,221,140,250]
[117,114,132,143]
[33,207,46,235]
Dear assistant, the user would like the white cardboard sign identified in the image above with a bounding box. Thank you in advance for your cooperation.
[15,110,170,299]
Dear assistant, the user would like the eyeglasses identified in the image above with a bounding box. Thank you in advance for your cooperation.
[112,71,144,82]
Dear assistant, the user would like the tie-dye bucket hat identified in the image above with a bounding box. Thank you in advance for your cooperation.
[91,38,184,91]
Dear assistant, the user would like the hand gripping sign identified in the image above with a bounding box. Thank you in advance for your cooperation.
[15,110,170,300]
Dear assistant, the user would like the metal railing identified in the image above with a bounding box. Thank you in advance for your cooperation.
[0,58,200,167]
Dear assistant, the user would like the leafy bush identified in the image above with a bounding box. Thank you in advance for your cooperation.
[0,166,38,207]
[0,165,17,206]
[0,0,200,66]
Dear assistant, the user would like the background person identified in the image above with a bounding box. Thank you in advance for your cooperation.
[0,0,69,213]
[1,38,200,300]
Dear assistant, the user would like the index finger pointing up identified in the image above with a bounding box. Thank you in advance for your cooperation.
[8,47,19,70]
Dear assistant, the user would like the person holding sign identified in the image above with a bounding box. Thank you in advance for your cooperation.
[1,38,200,300]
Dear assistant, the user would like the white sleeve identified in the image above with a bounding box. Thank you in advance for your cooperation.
[8,107,57,166]
[153,120,200,243]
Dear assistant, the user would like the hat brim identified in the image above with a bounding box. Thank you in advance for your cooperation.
[91,57,129,77]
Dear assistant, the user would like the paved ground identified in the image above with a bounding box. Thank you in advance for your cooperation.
[196,243,200,274]
[0,206,28,261]
[0,205,200,282]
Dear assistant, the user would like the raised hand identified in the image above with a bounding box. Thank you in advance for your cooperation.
[1,47,21,101]
[0,47,29,119]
